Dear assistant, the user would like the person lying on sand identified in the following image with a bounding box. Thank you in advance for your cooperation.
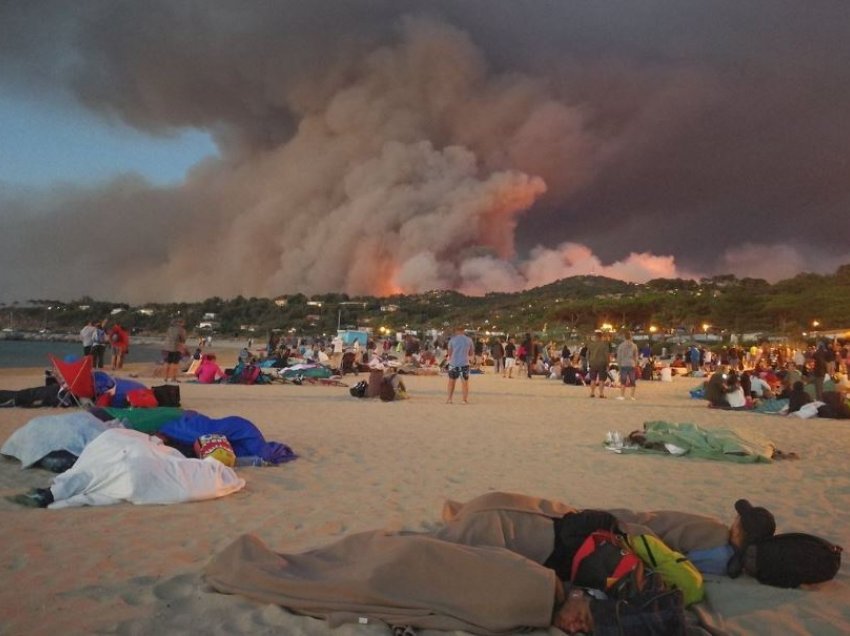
[0,368,80,408]
[204,492,780,634]
[8,428,245,509]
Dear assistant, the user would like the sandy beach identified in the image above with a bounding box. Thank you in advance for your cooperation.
[1,364,848,635]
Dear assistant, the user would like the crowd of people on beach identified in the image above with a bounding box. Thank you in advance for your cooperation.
[700,341,850,418]
[70,315,850,418]
[2,316,845,635]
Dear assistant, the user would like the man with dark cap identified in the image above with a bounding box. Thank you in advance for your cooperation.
[610,497,776,577]
[726,499,777,577]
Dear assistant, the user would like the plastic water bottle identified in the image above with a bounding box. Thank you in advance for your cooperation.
[235,455,263,467]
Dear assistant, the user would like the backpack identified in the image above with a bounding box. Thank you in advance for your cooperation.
[546,510,622,581]
[349,380,368,398]
[589,573,687,636]
[571,529,646,596]
[745,532,842,588]
[152,383,181,407]
[628,534,704,606]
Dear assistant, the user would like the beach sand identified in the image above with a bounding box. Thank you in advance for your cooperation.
[1,366,848,635]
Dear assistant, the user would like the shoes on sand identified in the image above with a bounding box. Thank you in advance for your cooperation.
[8,488,54,508]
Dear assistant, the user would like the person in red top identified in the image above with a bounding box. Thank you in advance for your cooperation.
[109,324,130,370]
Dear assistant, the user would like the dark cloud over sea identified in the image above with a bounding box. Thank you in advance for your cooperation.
[1,1,848,302]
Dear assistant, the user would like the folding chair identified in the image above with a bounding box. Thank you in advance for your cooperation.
[48,354,96,407]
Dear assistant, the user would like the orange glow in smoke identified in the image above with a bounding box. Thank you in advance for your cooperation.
[478,177,546,258]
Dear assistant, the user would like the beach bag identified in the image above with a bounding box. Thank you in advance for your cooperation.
[241,364,261,385]
[126,387,158,408]
[152,383,181,407]
[628,534,704,606]
[349,380,368,398]
[571,530,646,596]
[589,574,686,636]
[744,533,842,588]
[547,510,622,581]
[193,434,236,467]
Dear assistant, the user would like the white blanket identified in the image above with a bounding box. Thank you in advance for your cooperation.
[1,411,116,469]
[48,428,246,508]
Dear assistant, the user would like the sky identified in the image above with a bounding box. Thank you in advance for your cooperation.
[0,93,217,188]
[1,1,848,304]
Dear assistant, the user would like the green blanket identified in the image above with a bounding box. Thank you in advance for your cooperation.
[627,421,775,463]
[102,407,185,433]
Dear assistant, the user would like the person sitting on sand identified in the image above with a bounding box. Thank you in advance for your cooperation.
[780,361,804,393]
[195,353,225,384]
[560,358,586,386]
[705,368,734,407]
[818,389,850,419]
[748,373,774,400]
[787,380,813,414]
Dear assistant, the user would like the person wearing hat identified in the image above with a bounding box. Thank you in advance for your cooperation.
[726,499,777,577]
[611,497,776,577]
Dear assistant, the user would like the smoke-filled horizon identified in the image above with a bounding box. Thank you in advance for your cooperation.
[1,1,849,304]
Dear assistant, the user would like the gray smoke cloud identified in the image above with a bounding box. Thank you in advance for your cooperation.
[1,1,848,303]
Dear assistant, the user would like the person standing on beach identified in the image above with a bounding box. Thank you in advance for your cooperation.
[109,323,130,370]
[490,338,505,375]
[80,320,97,357]
[504,337,517,378]
[446,326,474,404]
[90,321,108,369]
[163,318,187,383]
[521,333,533,378]
[586,331,610,398]
[812,343,828,400]
[616,331,639,400]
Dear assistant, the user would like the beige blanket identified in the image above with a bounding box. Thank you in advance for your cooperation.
[204,492,735,633]
[205,531,555,634]
[205,492,569,633]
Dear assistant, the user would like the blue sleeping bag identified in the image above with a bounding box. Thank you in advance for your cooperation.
[157,412,297,464]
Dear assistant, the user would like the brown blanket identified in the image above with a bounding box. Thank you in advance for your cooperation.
[611,508,730,553]
[436,491,576,563]
[204,492,730,633]
[205,530,556,634]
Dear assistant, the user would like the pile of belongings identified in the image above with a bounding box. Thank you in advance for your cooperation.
[1,408,298,508]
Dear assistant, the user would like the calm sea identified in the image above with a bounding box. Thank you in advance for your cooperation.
[0,340,164,369]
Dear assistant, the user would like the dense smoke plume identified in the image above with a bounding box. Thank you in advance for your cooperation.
[1,2,848,302]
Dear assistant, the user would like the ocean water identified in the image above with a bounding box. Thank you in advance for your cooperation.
[0,340,164,369]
